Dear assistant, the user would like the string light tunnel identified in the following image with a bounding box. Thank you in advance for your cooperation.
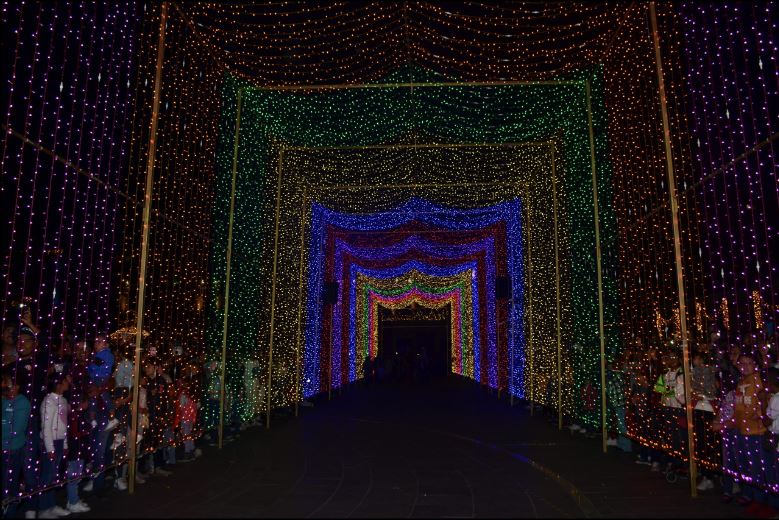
[1,1,776,506]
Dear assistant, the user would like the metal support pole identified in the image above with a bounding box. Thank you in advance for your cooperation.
[294,186,308,417]
[218,88,243,449]
[128,2,167,495]
[552,145,563,431]
[650,1,697,497]
[266,147,285,428]
[585,79,608,454]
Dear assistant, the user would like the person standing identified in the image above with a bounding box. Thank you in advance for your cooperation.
[2,369,31,519]
[763,367,778,513]
[88,335,117,433]
[653,353,682,471]
[606,360,632,453]
[733,354,770,516]
[689,353,719,491]
[37,373,71,518]
[12,329,47,518]
[64,371,92,513]
[174,380,197,462]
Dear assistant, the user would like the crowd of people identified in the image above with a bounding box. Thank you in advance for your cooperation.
[3,297,777,518]
[1,303,264,519]
[565,335,778,518]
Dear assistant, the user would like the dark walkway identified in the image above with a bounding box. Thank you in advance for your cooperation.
[83,376,740,518]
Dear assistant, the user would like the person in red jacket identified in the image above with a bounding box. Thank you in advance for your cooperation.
[174,380,197,462]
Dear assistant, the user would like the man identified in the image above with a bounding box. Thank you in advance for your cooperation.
[733,354,770,516]
[2,368,31,518]
[12,329,47,517]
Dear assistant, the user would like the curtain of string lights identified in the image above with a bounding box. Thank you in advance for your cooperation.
[2,0,225,504]
[1,0,143,505]
[678,1,778,492]
[603,1,778,492]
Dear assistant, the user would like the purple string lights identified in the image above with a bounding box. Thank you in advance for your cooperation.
[303,197,523,399]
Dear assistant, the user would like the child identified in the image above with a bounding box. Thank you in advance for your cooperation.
[88,335,117,433]
[690,353,719,491]
[711,389,740,503]
[65,374,91,513]
[38,373,71,518]
[763,367,778,512]
[2,369,31,519]
[135,374,152,480]
[606,360,631,452]
[653,353,682,470]
[631,370,654,465]
[174,380,197,462]
[112,347,133,432]
[83,383,112,495]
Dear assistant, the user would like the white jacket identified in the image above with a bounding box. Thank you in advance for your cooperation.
[767,393,779,437]
[40,392,69,453]
[662,369,683,408]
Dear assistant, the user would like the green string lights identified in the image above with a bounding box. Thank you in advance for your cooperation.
[207,68,620,428]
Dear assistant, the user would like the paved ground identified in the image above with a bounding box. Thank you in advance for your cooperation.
[80,376,744,518]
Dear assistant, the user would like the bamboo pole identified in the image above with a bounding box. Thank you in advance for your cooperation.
[266,147,285,428]
[128,2,167,495]
[509,213,515,407]
[218,88,243,449]
[526,190,535,417]
[584,79,608,454]
[328,326,333,401]
[649,1,697,497]
[552,144,563,431]
[294,186,308,417]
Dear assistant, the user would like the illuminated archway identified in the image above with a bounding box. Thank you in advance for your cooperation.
[355,265,476,377]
